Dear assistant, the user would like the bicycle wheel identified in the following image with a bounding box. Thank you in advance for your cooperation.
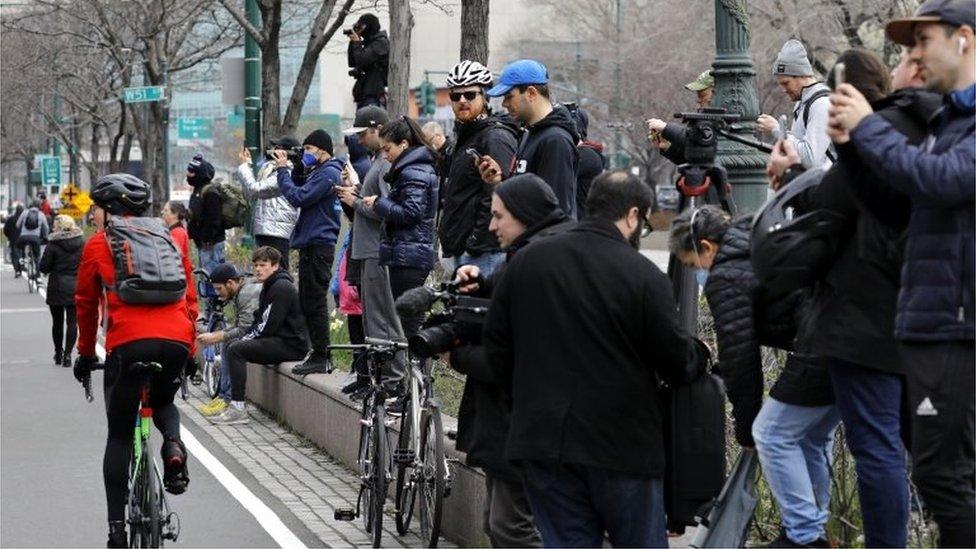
[202,352,220,400]
[145,462,163,547]
[417,406,445,547]
[394,395,416,535]
[358,398,375,535]
[129,452,154,547]
[370,403,388,548]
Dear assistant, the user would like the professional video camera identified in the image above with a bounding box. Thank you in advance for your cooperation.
[672,108,740,212]
[394,281,491,359]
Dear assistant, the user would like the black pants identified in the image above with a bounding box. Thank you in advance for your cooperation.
[9,244,22,274]
[901,340,975,548]
[225,337,308,401]
[255,234,291,272]
[49,305,77,355]
[348,311,367,378]
[103,339,189,522]
[17,236,40,273]
[388,266,429,338]
[484,473,541,547]
[298,245,335,356]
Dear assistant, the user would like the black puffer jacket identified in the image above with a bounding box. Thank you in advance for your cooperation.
[39,231,84,306]
[512,105,580,218]
[704,216,832,446]
[438,114,520,257]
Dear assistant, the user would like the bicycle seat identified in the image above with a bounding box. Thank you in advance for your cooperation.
[129,361,164,374]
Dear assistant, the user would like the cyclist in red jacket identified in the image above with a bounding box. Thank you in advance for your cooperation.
[74,174,196,548]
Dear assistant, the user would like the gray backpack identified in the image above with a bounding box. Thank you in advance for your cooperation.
[105,217,186,304]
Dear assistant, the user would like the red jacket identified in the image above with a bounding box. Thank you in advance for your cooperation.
[76,226,196,357]
[169,223,199,354]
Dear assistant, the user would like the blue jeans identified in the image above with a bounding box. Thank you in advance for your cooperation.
[827,358,908,547]
[523,461,667,548]
[752,398,840,545]
[452,252,506,279]
[198,241,226,274]
[218,342,231,401]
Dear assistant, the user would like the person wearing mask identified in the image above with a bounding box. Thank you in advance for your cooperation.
[186,154,225,272]
[210,247,309,425]
[346,13,389,109]
[438,60,520,276]
[16,199,50,275]
[236,137,301,272]
[4,203,24,277]
[755,39,834,170]
[39,214,85,367]
[828,2,975,544]
[478,59,580,218]
[566,103,605,218]
[275,129,344,375]
[484,171,708,547]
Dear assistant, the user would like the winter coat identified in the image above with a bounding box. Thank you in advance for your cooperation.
[484,217,707,477]
[660,122,688,166]
[576,141,605,218]
[347,31,389,102]
[39,230,84,306]
[235,162,298,240]
[848,84,975,342]
[16,207,49,240]
[511,105,580,218]
[277,156,344,249]
[218,276,261,343]
[349,156,391,261]
[703,216,832,446]
[3,209,22,244]
[373,146,439,270]
[792,87,942,373]
[187,181,224,247]
[438,113,520,257]
[243,269,309,353]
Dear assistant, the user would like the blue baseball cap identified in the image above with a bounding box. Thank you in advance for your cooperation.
[486,59,549,97]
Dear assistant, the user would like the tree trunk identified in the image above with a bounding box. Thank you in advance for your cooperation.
[260,1,282,138]
[89,122,102,184]
[387,0,414,118]
[460,0,489,65]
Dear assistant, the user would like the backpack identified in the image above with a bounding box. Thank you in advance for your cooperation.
[796,89,836,162]
[202,181,249,230]
[105,217,186,304]
[23,209,39,231]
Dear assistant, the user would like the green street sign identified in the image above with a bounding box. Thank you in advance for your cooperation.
[123,86,165,103]
[177,118,213,140]
[39,156,62,186]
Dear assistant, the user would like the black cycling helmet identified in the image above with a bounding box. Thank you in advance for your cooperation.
[750,168,848,295]
[91,173,151,215]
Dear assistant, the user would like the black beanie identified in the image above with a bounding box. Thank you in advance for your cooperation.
[355,13,381,37]
[303,129,334,156]
[494,174,561,227]
[187,153,215,184]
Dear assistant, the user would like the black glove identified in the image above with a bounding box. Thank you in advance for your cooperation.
[74,355,98,383]
[184,357,199,379]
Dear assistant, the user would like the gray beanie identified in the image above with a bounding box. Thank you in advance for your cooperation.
[773,39,813,77]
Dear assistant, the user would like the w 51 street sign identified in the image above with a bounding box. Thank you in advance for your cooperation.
[123,86,166,103]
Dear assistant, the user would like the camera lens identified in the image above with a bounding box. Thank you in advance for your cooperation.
[408,325,457,358]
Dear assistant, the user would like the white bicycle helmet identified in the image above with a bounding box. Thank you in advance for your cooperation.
[446,60,493,88]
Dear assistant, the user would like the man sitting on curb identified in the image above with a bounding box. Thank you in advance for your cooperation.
[196,263,262,418]
[210,246,310,425]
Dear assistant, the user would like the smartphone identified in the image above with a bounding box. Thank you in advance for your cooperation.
[833,62,846,89]
[466,148,482,163]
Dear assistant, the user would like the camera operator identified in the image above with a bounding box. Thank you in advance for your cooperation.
[443,173,573,547]
[346,13,389,110]
[644,69,713,165]
[235,136,300,271]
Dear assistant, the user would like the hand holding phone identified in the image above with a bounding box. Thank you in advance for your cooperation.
[832,62,846,89]
[466,148,482,164]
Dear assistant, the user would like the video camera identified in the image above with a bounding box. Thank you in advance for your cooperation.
[394,281,491,359]
[672,108,740,213]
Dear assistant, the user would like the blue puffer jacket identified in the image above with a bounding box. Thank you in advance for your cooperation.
[849,84,975,342]
[276,156,344,249]
[373,146,439,269]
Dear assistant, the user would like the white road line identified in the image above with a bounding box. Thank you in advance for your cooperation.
[36,285,306,549]
[1,307,49,314]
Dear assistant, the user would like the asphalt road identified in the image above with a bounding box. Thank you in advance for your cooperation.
[0,264,319,548]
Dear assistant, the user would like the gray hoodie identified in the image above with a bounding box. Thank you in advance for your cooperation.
[771,82,834,170]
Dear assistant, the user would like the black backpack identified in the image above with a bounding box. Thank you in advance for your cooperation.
[796,89,836,162]
[23,210,39,231]
[105,217,186,304]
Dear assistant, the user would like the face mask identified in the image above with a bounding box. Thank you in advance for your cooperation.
[628,225,641,249]
[696,268,709,287]
[301,151,318,167]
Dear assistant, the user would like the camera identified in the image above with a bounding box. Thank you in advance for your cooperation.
[348,68,365,79]
[673,108,739,167]
[343,28,354,36]
[396,281,490,359]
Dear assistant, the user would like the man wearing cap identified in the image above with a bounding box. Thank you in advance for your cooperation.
[644,70,712,166]
[235,136,300,271]
[477,59,581,219]
[195,263,262,418]
[275,129,345,375]
[828,1,975,545]
[347,13,389,109]
[756,39,834,170]
[685,70,715,109]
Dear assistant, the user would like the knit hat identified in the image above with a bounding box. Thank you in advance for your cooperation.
[209,263,241,284]
[303,129,334,156]
[494,174,561,227]
[773,39,814,77]
[187,153,215,182]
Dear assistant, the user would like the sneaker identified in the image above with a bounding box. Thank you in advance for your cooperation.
[291,353,334,376]
[197,398,227,417]
[106,520,127,548]
[209,405,250,425]
[342,377,369,395]
[62,350,72,369]
[161,439,189,495]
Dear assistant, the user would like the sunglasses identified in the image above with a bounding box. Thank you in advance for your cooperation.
[449,90,481,102]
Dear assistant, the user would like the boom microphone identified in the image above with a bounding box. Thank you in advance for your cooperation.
[395,286,439,316]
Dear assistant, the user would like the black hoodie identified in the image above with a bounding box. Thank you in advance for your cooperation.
[245,269,309,352]
[438,113,520,257]
[512,105,580,218]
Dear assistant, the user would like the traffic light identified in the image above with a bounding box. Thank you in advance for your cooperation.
[419,81,436,116]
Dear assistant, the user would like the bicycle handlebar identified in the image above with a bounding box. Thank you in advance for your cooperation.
[81,362,105,403]
[329,337,409,353]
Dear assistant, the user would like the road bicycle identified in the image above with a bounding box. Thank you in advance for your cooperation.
[20,245,38,293]
[193,269,226,400]
[82,362,181,548]
[333,338,409,548]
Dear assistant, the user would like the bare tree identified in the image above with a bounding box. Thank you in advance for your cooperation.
[386,0,413,118]
[460,0,489,64]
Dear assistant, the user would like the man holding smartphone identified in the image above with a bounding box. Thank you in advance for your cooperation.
[235,137,299,271]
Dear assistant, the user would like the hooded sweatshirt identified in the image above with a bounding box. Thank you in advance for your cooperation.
[511,104,580,218]
[347,17,389,102]
[243,269,309,352]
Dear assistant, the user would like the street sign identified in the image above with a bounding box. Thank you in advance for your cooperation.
[59,183,81,205]
[177,117,214,147]
[58,183,92,220]
[123,86,166,103]
[39,156,62,186]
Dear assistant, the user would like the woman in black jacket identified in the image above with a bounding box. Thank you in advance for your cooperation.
[39,214,85,367]
[669,206,838,548]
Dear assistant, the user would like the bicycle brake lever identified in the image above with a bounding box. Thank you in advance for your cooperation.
[83,375,94,403]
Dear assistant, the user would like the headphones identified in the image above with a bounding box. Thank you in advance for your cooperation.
[959,36,967,55]
[690,208,702,258]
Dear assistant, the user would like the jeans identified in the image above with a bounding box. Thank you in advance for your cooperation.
[452,252,506,279]
[197,240,225,273]
[752,398,841,545]
[298,245,335,356]
[225,337,308,401]
[255,235,290,272]
[827,358,909,547]
[523,461,667,548]
[218,341,232,402]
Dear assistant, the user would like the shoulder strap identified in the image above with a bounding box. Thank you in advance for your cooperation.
[802,89,831,127]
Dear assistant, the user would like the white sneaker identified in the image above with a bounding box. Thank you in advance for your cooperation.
[209,405,250,425]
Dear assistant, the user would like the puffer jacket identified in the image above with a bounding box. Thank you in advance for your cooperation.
[374,146,438,270]
[235,162,298,240]
[39,229,84,306]
[704,216,832,446]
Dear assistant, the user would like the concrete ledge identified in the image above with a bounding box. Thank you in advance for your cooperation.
[246,362,488,547]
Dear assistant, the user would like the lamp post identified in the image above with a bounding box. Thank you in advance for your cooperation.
[244,0,262,170]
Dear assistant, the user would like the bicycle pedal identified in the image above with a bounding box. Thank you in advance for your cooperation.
[334,508,356,521]
[393,448,415,464]
[163,513,180,542]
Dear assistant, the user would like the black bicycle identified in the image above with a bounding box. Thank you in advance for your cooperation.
[332,337,409,548]
[193,269,226,399]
